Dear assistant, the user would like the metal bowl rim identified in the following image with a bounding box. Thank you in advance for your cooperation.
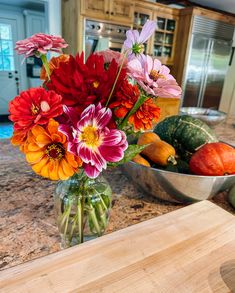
[128,161,235,179]
[180,107,227,117]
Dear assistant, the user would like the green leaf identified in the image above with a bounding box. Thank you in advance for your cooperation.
[108,144,146,167]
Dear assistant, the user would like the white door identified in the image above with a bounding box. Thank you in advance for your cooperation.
[0,11,27,115]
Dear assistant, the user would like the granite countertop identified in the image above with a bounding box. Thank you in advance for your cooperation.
[0,120,235,270]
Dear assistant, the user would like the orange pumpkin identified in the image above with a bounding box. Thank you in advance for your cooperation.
[189,142,235,176]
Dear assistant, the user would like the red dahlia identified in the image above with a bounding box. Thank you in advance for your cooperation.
[46,52,126,111]
[110,80,161,131]
[9,87,63,135]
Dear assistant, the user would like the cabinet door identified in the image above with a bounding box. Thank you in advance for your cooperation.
[109,0,134,24]
[81,0,109,20]
[153,12,178,65]
[133,6,153,55]
[24,11,45,37]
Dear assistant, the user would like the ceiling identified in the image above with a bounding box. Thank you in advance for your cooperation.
[189,0,235,14]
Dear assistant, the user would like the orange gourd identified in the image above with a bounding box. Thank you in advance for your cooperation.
[132,154,150,167]
[189,142,235,176]
[142,140,177,166]
[137,132,160,146]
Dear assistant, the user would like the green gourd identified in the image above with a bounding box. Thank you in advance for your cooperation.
[228,185,235,209]
[154,115,218,160]
[165,159,190,174]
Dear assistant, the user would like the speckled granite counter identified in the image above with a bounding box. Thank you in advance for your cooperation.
[0,120,235,270]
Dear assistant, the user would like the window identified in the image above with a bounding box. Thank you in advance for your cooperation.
[0,23,15,71]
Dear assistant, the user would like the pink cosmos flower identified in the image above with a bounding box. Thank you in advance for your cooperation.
[59,103,128,178]
[128,55,182,98]
[124,20,156,61]
[15,33,68,57]
[96,49,128,68]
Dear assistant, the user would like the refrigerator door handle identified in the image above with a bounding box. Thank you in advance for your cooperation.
[198,39,212,107]
[229,47,235,66]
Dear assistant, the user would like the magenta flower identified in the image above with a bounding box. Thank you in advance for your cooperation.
[128,55,182,98]
[124,20,156,61]
[59,103,128,178]
[15,33,68,57]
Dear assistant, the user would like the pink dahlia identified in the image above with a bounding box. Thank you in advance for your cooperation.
[124,20,156,61]
[59,103,128,178]
[128,55,182,98]
[96,50,128,68]
[15,33,68,57]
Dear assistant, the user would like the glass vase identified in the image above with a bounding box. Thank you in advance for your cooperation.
[54,172,112,248]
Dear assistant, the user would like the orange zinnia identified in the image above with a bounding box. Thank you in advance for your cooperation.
[11,129,31,152]
[110,80,161,131]
[40,54,70,81]
[24,119,82,180]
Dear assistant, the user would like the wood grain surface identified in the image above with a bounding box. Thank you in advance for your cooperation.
[0,201,235,293]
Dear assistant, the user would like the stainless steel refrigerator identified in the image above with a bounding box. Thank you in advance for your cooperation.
[182,15,234,109]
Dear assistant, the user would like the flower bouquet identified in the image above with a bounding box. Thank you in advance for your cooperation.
[9,21,181,247]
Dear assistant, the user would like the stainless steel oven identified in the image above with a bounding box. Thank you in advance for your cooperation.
[84,20,130,60]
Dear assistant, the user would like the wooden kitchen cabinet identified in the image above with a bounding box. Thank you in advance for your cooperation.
[152,11,178,65]
[109,0,134,23]
[81,0,108,20]
[133,4,153,55]
[133,1,179,65]
[81,0,133,24]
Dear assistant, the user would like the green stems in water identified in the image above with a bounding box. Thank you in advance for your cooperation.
[58,176,111,247]
[40,54,51,81]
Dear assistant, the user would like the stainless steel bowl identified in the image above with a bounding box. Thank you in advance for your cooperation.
[180,107,226,126]
[122,162,235,203]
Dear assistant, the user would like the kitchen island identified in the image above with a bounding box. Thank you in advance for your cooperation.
[0,119,235,270]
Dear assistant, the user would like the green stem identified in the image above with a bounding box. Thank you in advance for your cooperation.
[69,212,78,244]
[40,54,51,81]
[81,193,85,243]
[98,193,108,211]
[119,93,148,129]
[88,203,102,236]
[105,51,128,107]
[63,204,72,242]
[96,202,107,229]
[77,198,83,244]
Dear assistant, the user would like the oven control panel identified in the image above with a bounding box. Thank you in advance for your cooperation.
[85,20,130,41]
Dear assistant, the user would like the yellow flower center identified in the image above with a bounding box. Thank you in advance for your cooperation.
[92,80,100,88]
[80,125,99,148]
[45,143,65,160]
[132,43,145,54]
[31,104,39,115]
[149,70,165,81]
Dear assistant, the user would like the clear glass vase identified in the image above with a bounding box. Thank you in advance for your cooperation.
[54,172,112,248]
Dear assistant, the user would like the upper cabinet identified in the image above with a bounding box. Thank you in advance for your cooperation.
[152,11,178,65]
[110,0,134,23]
[133,1,179,65]
[81,0,133,24]
[133,4,153,55]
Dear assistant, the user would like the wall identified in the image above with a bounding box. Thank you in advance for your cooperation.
[45,0,61,36]
[219,30,235,120]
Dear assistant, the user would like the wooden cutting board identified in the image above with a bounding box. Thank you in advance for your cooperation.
[1,201,235,293]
